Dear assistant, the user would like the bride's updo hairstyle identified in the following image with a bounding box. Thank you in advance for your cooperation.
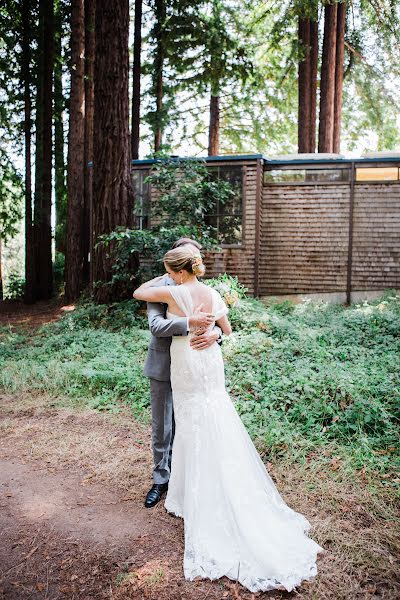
[163,247,206,277]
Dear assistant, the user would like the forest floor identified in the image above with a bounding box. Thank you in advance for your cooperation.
[0,302,399,600]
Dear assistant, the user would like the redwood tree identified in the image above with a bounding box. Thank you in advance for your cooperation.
[83,0,95,288]
[131,0,142,159]
[21,0,35,303]
[35,0,54,300]
[298,10,318,153]
[318,1,338,152]
[54,0,67,256]
[65,0,85,302]
[92,0,132,303]
[333,0,346,153]
[153,0,165,152]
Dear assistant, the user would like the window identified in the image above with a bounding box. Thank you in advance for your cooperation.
[205,165,243,245]
[356,167,399,181]
[264,168,350,184]
[132,170,150,229]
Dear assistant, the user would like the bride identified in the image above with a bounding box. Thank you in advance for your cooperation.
[133,246,323,593]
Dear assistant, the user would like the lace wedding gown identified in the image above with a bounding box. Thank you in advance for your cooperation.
[164,285,323,593]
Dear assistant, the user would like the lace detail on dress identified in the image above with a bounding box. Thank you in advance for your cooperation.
[164,291,323,593]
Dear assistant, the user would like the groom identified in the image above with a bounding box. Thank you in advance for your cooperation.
[143,237,222,508]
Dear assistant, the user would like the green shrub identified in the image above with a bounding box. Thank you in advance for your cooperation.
[4,272,25,300]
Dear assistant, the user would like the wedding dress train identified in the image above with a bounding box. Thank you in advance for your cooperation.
[164,285,323,593]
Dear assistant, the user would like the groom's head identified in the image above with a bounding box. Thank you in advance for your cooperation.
[172,237,202,256]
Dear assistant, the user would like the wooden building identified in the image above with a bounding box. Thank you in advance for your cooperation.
[131,153,400,301]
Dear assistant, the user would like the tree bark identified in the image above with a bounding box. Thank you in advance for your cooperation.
[154,0,165,153]
[83,0,95,289]
[208,94,220,155]
[22,0,35,304]
[65,0,85,302]
[298,17,311,153]
[309,17,318,153]
[0,240,2,301]
[36,0,54,300]
[318,2,338,153]
[54,0,67,256]
[92,0,132,303]
[333,1,346,153]
[131,0,142,160]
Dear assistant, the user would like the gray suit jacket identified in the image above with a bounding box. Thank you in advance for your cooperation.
[143,277,188,381]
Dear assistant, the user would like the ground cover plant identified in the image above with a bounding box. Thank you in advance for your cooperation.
[1,288,399,480]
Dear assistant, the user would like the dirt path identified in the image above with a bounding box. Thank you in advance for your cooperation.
[1,395,275,600]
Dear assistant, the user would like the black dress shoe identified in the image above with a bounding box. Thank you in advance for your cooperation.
[144,483,168,508]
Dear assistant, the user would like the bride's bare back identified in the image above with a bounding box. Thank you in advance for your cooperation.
[168,282,214,317]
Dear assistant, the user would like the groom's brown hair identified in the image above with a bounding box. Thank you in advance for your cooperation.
[172,237,202,250]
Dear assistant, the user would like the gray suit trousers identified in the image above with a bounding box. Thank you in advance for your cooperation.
[150,378,175,484]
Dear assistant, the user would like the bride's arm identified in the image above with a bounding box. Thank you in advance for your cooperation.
[133,276,171,303]
[216,315,232,336]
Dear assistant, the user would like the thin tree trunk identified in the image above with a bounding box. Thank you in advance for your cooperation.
[34,2,44,300]
[22,0,35,304]
[93,0,132,303]
[0,241,2,301]
[65,0,85,302]
[83,0,95,289]
[208,94,220,155]
[154,0,165,152]
[309,17,318,153]
[131,0,142,160]
[298,17,311,153]
[36,0,54,300]
[54,0,67,256]
[318,2,338,153]
[333,1,346,153]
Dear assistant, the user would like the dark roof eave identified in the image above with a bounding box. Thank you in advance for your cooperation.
[131,154,400,167]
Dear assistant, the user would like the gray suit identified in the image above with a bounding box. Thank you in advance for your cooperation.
[144,276,222,485]
[144,277,188,485]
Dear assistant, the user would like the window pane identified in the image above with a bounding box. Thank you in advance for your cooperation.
[206,165,243,243]
[305,169,349,182]
[132,170,150,229]
[204,214,218,230]
[218,215,242,245]
[356,167,399,181]
[264,168,350,183]
[264,170,306,183]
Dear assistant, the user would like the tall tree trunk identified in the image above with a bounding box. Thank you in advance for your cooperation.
[154,0,165,152]
[65,0,85,302]
[333,1,346,153]
[83,0,95,289]
[93,0,132,303]
[309,17,318,153]
[22,0,35,304]
[298,17,311,153]
[0,241,3,301]
[54,0,67,256]
[35,0,54,300]
[318,2,338,153]
[131,0,142,160]
[208,94,220,155]
[34,2,44,300]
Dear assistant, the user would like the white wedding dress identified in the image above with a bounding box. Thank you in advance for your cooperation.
[164,285,323,593]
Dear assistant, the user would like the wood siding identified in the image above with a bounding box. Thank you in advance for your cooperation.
[259,184,350,294]
[351,183,400,290]
[131,160,400,297]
